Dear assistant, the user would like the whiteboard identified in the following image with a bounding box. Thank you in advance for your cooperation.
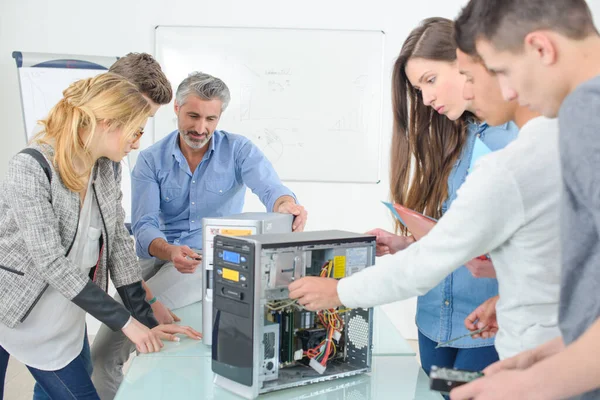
[18,67,105,140]
[13,52,117,141]
[155,27,385,183]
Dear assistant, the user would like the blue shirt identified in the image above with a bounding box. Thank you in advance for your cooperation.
[131,130,296,258]
[416,121,519,348]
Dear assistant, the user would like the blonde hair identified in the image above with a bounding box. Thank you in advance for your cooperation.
[35,73,151,192]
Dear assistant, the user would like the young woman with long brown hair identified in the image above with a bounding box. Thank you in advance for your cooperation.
[369,17,518,375]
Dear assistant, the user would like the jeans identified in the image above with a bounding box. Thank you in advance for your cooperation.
[0,346,6,400]
[0,333,96,400]
[418,330,499,375]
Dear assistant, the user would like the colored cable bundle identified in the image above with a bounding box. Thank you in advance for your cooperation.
[303,325,336,365]
[318,261,345,332]
[303,261,349,367]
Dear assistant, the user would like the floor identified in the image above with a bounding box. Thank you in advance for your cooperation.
[3,339,421,399]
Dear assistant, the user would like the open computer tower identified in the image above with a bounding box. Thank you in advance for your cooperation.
[211,230,376,399]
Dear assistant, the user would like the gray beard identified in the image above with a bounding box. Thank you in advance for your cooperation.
[182,132,210,149]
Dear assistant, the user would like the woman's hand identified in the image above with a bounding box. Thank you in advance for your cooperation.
[151,324,203,342]
[465,258,497,278]
[465,295,499,339]
[122,318,163,353]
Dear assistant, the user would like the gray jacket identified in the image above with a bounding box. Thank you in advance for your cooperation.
[0,144,142,329]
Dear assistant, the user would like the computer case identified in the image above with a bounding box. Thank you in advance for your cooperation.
[211,230,376,399]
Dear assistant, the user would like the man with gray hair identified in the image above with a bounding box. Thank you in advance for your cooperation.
[91,71,307,399]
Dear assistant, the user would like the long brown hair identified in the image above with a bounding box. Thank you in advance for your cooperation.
[35,73,151,192]
[391,17,472,234]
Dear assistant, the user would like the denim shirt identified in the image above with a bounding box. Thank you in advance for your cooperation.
[131,130,296,258]
[416,121,519,348]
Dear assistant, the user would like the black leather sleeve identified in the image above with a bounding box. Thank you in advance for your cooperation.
[117,281,159,329]
[72,281,131,331]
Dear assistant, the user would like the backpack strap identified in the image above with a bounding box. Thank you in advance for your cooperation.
[19,148,52,183]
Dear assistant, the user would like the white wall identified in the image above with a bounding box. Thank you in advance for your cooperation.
[2,0,600,339]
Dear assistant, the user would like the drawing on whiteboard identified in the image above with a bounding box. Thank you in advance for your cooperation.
[254,128,284,162]
[265,68,292,76]
[250,128,305,164]
[267,79,292,92]
[19,70,58,135]
[238,63,299,121]
[242,64,261,78]
[268,81,285,92]
[330,107,365,133]
[240,85,252,121]
[28,79,50,132]
[238,84,299,121]
[330,75,368,133]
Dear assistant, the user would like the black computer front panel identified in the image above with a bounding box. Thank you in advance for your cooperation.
[212,236,255,387]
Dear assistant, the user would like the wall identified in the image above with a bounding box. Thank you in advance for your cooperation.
[2,0,600,339]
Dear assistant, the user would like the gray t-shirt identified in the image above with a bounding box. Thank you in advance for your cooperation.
[558,74,600,400]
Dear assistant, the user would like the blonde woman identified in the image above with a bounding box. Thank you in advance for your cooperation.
[0,73,200,399]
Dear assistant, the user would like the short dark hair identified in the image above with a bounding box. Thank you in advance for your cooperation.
[109,52,173,105]
[454,1,482,58]
[455,0,597,54]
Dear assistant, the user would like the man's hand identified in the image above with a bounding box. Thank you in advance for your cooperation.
[465,258,497,278]
[450,370,538,400]
[483,349,539,376]
[169,245,201,274]
[365,228,415,256]
[151,324,203,342]
[151,300,181,325]
[288,277,341,311]
[465,295,499,339]
[276,199,308,232]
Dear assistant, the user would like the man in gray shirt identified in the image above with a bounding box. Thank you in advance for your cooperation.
[450,1,600,399]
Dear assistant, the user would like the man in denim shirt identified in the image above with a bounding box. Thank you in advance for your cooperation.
[93,71,307,400]
[132,72,306,275]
